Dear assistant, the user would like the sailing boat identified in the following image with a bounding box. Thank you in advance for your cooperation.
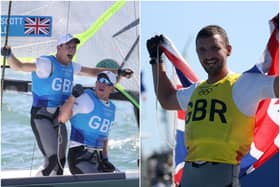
[1,1,139,186]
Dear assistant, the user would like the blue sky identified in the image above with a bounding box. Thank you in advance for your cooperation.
[140,1,279,156]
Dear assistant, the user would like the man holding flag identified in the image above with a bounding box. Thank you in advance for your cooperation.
[172,14,279,186]
[146,14,279,186]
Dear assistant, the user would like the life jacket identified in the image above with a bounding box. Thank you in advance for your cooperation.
[70,89,115,148]
[32,55,74,107]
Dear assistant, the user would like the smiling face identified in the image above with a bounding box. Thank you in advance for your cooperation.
[56,40,78,65]
[196,34,231,83]
[95,77,114,101]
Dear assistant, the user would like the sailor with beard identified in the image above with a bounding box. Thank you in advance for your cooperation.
[1,34,132,176]
[146,26,279,187]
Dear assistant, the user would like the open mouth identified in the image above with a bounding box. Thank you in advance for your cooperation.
[67,54,73,60]
[98,88,105,92]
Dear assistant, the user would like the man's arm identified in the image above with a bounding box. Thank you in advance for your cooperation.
[58,84,84,123]
[151,61,181,110]
[58,96,75,123]
[78,66,133,79]
[1,46,36,72]
[78,66,117,76]
[233,73,279,116]
[147,35,181,110]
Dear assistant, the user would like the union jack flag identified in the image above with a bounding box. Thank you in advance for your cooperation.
[24,16,51,36]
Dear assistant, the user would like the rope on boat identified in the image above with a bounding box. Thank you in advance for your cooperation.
[155,45,175,150]
[1,0,12,109]
[57,124,64,173]
[29,142,36,176]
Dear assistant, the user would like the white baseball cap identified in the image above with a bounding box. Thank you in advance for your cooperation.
[97,71,117,85]
[57,33,80,46]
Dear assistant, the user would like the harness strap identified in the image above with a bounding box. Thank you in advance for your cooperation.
[32,107,59,124]
[73,145,103,164]
[191,161,219,168]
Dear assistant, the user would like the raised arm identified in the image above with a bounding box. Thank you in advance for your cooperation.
[151,61,181,110]
[58,96,75,123]
[79,66,133,79]
[58,84,84,123]
[147,35,181,110]
[1,46,36,72]
[79,66,117,76]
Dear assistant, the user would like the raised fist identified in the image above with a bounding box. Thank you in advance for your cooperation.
[118,68,134,79]
[1,46,12,57]
[72,84,84,98]
[146,35,164,62]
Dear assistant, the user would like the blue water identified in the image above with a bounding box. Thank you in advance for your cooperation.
[1,71,139,172]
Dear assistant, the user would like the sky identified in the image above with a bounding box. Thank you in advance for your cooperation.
[140,1,279,157]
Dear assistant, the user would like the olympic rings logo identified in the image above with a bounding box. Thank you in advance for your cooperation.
[198,87,213,95]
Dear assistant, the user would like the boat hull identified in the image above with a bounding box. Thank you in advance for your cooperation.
[2,171,139,187]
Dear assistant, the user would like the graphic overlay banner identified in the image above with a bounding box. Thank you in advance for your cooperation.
[1,16,52,37]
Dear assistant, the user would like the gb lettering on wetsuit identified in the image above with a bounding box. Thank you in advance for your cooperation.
[32,55,74,108]
[70,89,115,148]
[69,89,116,173]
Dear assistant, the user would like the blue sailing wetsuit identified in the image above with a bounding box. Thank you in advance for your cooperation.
[68,89,116,174]
[30,55,76,176]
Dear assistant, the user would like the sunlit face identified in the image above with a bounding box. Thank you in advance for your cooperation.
[95,77,114,101]
[196,34,231,77]
[56,40,78,65]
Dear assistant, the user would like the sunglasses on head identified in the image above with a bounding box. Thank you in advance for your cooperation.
[97,77,113,86]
